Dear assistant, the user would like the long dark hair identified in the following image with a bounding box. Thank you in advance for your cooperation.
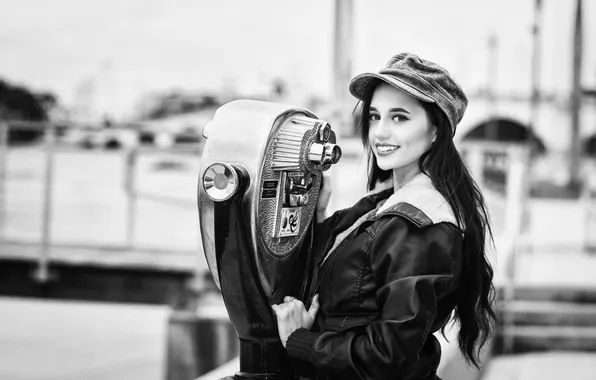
[355,80,496,368]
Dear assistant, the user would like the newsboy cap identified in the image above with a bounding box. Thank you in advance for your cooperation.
[349,53,467,136]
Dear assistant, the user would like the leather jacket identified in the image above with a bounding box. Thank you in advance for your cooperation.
[286,174,463,380]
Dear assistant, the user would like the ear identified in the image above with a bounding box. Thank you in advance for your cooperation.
[430,126,438,143]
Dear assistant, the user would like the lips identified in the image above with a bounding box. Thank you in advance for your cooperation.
[375,143,400,155]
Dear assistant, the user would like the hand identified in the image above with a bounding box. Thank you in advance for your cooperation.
[317,173,332,222]
[271,294,320,348]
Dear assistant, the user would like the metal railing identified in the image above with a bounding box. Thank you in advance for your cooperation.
[0,120,203,283]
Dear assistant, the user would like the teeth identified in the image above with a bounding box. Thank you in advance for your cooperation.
[377,145,399,152]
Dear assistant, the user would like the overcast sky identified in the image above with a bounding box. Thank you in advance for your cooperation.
[1,0,595,120]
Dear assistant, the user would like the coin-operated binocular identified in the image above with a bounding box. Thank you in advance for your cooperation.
[197,100,341,379]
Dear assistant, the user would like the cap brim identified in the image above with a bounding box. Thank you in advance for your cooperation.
[349,73,435,104]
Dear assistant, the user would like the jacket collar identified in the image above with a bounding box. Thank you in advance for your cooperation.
[369,173,459,228]
[321,173,461,265]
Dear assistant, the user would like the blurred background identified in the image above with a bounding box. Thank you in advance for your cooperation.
[1,0,596,379]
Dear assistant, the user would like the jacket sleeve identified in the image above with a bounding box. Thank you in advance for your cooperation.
[286,218,458,380]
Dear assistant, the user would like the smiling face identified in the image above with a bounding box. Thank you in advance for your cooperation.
[368,83,436,178]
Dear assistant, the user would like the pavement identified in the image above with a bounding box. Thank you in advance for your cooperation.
[482,352,596,380]
[0,297,169,380]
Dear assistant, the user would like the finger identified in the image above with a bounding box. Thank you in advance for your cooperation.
[284,296,295,303]
[290,299,305,315]
[272,304,289,318]
[321,173,331,189]
[308,294,320,320]
[276,302,291,312]
[271,304,282,315]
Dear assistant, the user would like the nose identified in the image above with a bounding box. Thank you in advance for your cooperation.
[372,118,390,139]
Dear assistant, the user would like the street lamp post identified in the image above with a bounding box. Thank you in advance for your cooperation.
[570,0,584,191]
[332,0,354,137]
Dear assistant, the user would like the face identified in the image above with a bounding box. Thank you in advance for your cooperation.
[368,83,436,175]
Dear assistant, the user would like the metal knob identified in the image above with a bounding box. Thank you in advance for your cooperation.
[202,162,241,202]
[289,193,309,207]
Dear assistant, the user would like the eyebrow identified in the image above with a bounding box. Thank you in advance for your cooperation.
[369,107,411,114]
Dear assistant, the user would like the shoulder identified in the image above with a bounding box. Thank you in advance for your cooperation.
[371,213,461,253]
[374,173,461,230]
[366,174,463,258]
[368,207,463,277]
[367,214,462,280]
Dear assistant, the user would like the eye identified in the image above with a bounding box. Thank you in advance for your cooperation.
[392,114,409,122]
[369,113,380,121]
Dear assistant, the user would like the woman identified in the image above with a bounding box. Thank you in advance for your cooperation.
[272,53,495,380]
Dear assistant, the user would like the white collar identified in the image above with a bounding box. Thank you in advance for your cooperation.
[372,173,459,227]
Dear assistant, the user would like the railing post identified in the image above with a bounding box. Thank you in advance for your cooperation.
[124,147,138,249]
[33,122,56,283]
[501,145,530,354]
[465,144,485,188]
[0,122,8,241]
[584,158,596,253]
[504,146,527,239]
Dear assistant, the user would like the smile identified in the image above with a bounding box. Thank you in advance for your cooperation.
[375,144,400,155]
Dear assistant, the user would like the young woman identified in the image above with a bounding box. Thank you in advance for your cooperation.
[272,53,495,380]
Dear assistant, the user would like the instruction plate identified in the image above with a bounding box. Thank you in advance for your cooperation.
[278,207,301,237]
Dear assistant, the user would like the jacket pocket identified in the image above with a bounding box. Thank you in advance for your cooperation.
[323,314,377,332]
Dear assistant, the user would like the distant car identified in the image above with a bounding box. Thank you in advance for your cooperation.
[173,126,203,145]
[138,130,156,145]
[65,128,137,150]
[76,129,106,149]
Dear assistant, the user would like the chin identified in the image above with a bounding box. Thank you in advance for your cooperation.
[375,153,419,172]
[375,157,400,172]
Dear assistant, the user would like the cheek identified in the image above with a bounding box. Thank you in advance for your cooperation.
[397,129,434,161]
[403,126,433,147]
